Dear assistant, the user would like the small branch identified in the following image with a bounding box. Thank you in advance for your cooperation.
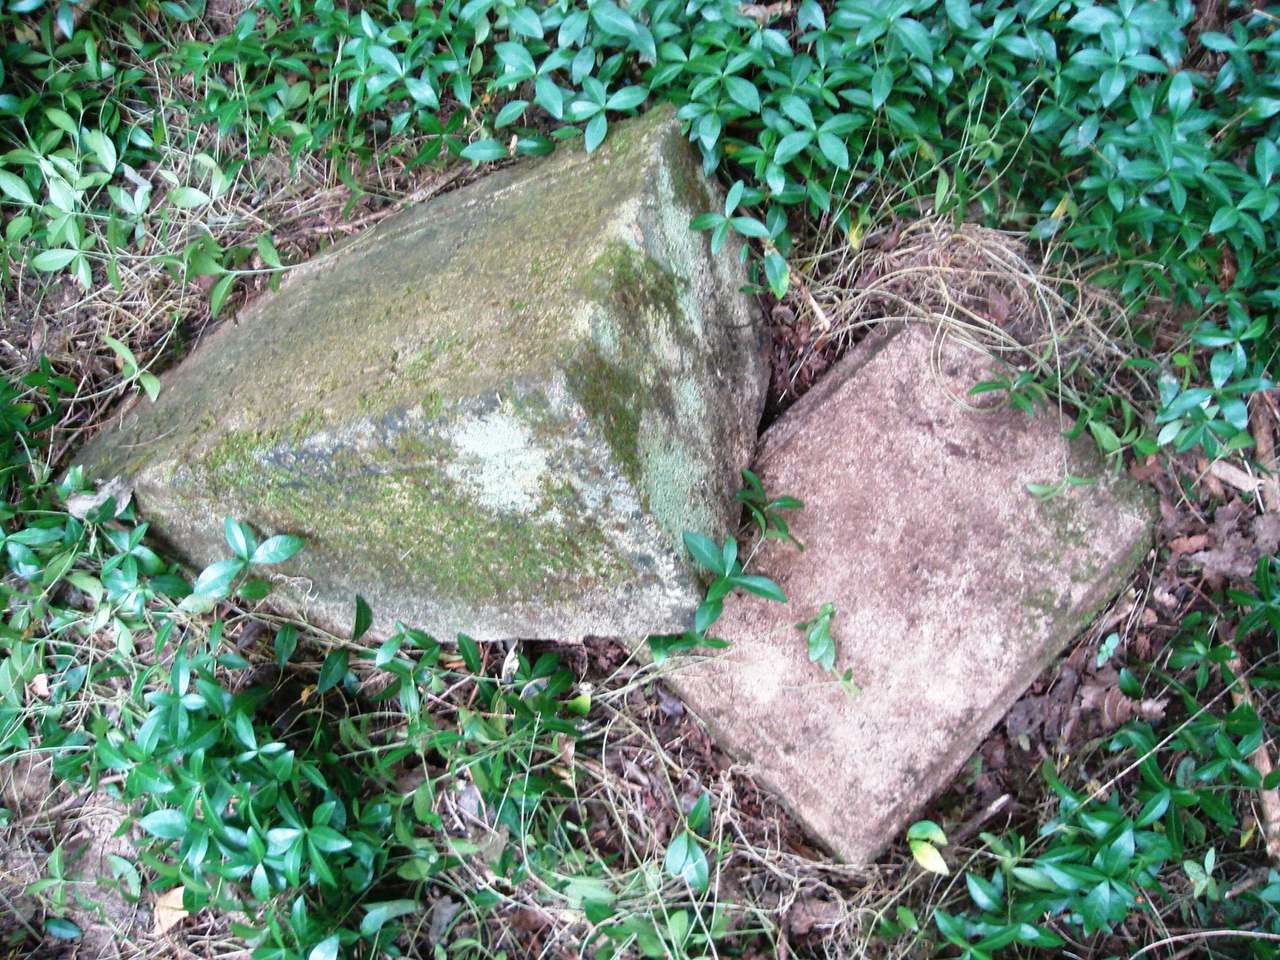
[1129,929,1280,959]
[799,280,832,333]
[950,794,1012,849]
[1253,394,1280,512]
[1225,870,1266,900]
[1226,636,1280,868]
[304,166,469,237]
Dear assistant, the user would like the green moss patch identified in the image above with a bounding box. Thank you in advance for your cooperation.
[564,242,696,496]
[564,345,645,488]
[189,423,628,604]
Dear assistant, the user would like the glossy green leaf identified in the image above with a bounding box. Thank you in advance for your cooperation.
[460,139,508,163]
[353,594,373,641]
[682,532,725,575]
[169,186,211,209]
[0,170,33,205]
[664,830,709,891]
[139,809,188,840]
[316,649,349,693]
[360,899,418,938]
[253,534,305,565]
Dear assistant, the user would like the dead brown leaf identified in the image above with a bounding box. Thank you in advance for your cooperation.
[1197,457,1227,501]
[1005,695,1046,743]
[1189,504,1280,580]
[64,476,133,520]
[152,885,187,936]
[787,897,844,936]
[429,896,462,942]
[1169,534,1209,555]
[1130,456,1163,483]
[1079,682,1167,731]
[1252,398,1280,512]
[1209,460,1260,493]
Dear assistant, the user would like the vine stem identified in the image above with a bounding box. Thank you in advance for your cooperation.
[1128,929,1280,959]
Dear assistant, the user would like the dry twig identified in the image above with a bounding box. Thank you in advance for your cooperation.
[1226,641,1280,868]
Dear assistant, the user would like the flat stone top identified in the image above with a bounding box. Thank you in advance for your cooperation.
[78,106,699,482]
[664,324,1153,864]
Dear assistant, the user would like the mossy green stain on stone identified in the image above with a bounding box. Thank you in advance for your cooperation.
[190,423,627,604]
[565,241,701,497]
[565,345,645,489]
[582,241,686,319]
[1017,475,1155,644]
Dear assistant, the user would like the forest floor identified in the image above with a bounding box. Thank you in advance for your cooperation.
[2,4,1279,948]
[4,144,1278,958]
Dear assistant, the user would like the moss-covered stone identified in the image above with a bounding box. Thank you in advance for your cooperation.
[75,107,769,642]
[189,424,625,603]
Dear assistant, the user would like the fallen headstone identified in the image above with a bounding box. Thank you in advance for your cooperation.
[663,324,1154,864]
[77,107,767,641]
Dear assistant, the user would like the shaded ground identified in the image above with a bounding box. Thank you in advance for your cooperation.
[3,109,1279,960]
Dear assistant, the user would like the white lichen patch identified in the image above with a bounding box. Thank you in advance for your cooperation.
[675,374,706,424]
[654,162,707,340]
[638,428,716,542]
[444,408,551,514]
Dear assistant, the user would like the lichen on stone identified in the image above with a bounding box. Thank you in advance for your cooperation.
[188,412,629,604]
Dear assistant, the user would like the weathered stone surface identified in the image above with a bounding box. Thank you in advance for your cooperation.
[77,107,767,641]
[663,324,1154,864]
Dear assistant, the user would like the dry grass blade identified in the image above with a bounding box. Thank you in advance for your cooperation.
[775,215,1156,424]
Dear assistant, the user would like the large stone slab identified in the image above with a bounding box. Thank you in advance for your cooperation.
[664,325,1154,864]
[77,107,767,641]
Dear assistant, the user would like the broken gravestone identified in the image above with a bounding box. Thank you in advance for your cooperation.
[76,107,768,641]
[662,324,1154,865]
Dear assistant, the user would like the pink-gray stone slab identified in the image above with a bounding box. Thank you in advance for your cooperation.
[662,324,1154,864]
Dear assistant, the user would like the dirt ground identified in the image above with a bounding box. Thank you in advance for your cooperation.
[3,146,1279,959]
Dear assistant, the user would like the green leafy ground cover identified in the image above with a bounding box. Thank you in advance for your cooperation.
[2,1,1280,959]
[1,402,750,958]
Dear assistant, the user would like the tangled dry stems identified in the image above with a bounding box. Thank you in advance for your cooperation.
[786,215,1158,420]
[1,14,473,473]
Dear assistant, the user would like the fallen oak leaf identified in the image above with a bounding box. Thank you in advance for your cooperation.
[153,885,187,936]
